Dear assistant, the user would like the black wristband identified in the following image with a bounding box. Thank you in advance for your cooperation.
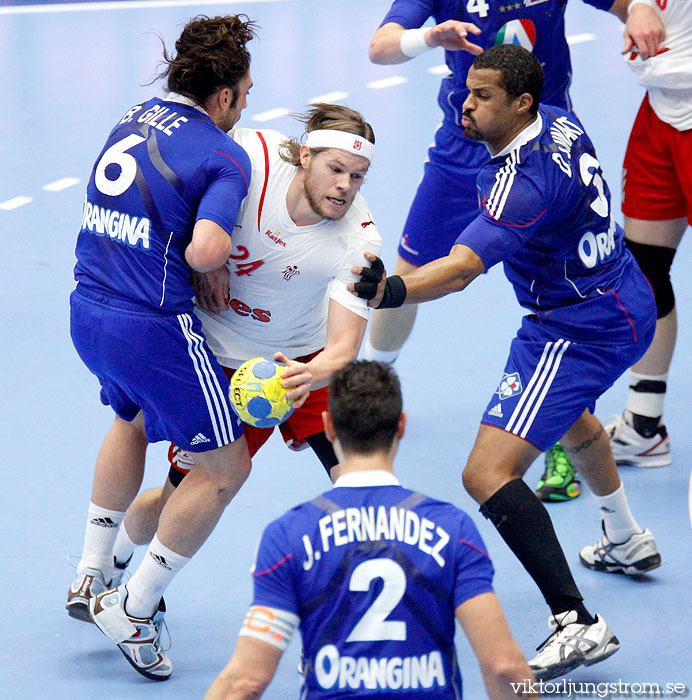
[376,275,407,309]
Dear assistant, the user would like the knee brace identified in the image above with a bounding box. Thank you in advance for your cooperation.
[626,240,676,318]
[167,444,194,487]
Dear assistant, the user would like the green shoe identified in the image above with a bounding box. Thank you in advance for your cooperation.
[536,444,581,502]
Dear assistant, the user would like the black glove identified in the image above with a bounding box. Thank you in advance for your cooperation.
[353,256,385,301]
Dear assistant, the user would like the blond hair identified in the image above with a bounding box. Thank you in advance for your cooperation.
[279,103,375,166]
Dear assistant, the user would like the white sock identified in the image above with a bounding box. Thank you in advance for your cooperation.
[362,336,399,364]
[626,370,668,419]
[78,502,126,580]
[113,521,137,568]
[125,534,190,618]
[594,484,642,544]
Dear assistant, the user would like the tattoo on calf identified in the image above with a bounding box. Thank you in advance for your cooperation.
[564,426,604,455]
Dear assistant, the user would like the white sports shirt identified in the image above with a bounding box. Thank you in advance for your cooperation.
[196,128,382,368]
[626,0,692,131]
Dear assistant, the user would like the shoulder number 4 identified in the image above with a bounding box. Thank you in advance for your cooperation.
[466,0,489,18]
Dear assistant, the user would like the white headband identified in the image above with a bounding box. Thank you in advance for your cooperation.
[305,129,374,163]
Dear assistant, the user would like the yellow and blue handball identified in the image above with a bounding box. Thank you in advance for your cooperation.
[229,357,294,428]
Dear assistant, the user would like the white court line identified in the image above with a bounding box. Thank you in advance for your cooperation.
[367,76,408,90]
[566,33,597,45]
[0,196,33,211]
[0,0,289,16]
[43,177,80,192]
[309,91,349,104]
[251,108,290,122]
[428,65,450,75]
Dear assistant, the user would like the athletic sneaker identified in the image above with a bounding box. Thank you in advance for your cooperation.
[287,438,309,452]
[606,415,671,468]
[580,522,661,575]
[536,444,581,502]
[66,562,128,623]
[90,586,172,681]
[66,568,110,623]
[529,610,620,681]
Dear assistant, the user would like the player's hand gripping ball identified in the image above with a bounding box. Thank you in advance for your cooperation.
[229,357,294,428]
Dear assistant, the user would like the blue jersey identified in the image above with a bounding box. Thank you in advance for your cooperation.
[251,480,494,699]
[381,0,612,130]
[457,106,648,343]
[74,95,251,313]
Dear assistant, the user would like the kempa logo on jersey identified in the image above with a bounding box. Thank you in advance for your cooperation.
[314,645,445,691]
[89,517,119,528]
[149,552,171,571]
[264,229,286,247]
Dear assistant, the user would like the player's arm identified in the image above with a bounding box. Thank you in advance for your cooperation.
[203,636,282,700]
[306,300,368,390]
[350,244,485,308]
[274,302,365,402]
[192,265,231,313]
[185,219,233,273]
[608,0,664,59]
[369,20,482,64]
[190,145,250,273]
[456,593,538,699]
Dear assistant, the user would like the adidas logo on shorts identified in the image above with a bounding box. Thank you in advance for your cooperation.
[488,403,503,418]
[190,432,211,446]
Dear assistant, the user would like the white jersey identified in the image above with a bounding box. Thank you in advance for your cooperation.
[196,128,382,368]
[625,0,692,130]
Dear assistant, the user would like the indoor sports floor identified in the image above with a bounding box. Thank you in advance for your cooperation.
[1,0,690,697]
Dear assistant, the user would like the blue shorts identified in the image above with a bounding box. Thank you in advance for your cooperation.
[398,125,489,266]
[70,286,243,452]
[482,295,655,451]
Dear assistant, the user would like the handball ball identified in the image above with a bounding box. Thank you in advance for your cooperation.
[230,357,294,428]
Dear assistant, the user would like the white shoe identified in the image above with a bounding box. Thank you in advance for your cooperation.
[287,438,310,452]
[66,568,109,623]
[66,558,130,623]
[529,611,620,681]
[90,586,172,681]
[580,522,661,575]
[606,415,671,468]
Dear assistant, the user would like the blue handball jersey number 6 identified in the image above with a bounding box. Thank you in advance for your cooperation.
[94,134,146,197]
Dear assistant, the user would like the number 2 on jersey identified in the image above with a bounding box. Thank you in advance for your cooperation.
[579,153,609,218]
[346,559,407,642]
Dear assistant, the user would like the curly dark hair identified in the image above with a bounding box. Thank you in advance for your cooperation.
[280,103,375,166]
[472,44,544,115]
[158,15,258,106]
[329,361,402,455]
